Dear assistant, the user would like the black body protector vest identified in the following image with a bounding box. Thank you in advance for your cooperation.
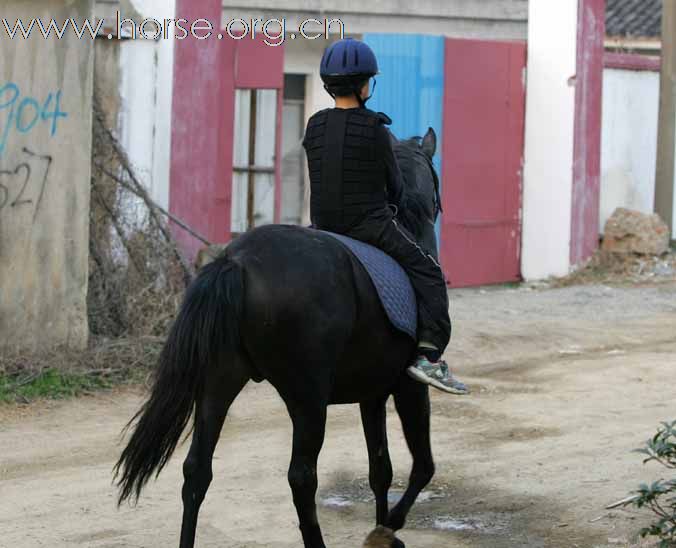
[303,108,390,232]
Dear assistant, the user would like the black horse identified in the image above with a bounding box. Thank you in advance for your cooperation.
[115,128,444,548]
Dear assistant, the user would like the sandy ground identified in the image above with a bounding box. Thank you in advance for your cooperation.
[1,282,675,548]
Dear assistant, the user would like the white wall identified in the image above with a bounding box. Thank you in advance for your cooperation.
[521,0,579,279]
[283,35,334,119]
[117,0,175,211]
[150,0,175,211]
[600,68,660,233]
[119,40,156,197]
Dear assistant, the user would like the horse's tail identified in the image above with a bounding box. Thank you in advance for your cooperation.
[114,257,244,505]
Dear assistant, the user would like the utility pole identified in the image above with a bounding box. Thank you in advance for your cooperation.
[655,0,676,237]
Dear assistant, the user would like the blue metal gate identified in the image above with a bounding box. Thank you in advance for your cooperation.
[362,33,445,241]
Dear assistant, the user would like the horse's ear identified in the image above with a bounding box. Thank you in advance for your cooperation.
[421,128,436,158]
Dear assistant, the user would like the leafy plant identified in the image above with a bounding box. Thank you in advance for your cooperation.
[622,421,676,547]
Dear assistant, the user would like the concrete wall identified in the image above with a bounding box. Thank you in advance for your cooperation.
[521,0,579,280]
[0,0,95,352]
[600,68,660,233]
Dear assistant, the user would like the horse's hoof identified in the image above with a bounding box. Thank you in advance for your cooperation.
[363,525,405,548]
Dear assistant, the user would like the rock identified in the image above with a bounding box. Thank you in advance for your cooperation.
[655,261,675,277]
[602,208,670,255]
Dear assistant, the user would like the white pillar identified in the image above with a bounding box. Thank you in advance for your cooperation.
[119,0,175,211]
[151,0,176,211]
[521,0,579,279]
[655,0,676,239]
[306,72,333,123]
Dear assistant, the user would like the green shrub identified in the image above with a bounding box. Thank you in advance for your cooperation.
[623,420,676,547]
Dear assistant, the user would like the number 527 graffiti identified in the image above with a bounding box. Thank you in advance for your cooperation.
[0,147,52,219]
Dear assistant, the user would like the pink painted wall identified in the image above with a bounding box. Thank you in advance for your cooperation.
[570,0,605,265]
[170,1,284,260]
[235,39,284,89]
[170,0,230,260]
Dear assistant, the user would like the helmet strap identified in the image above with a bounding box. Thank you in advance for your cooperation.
[363,77,376,104]
[323,84,336,99]
[353,77,376,107]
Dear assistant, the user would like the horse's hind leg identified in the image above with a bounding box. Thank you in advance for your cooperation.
[286,401,328,548]
[386,377,435,531]
[179,360,249,548]
[360,398,393,525]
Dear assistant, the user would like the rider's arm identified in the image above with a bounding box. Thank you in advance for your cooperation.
[376,124,404,207]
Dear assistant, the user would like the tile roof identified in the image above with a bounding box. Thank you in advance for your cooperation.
[606,0,662,38]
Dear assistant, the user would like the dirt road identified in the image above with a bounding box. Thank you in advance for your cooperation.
[1,282,675,547]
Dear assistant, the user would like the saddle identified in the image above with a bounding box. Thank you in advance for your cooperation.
[320,231,417,339]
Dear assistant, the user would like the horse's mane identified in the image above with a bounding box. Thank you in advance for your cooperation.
[392,137,442,240]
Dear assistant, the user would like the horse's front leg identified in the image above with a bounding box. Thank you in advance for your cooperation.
[286,401,328,548]
[360,398,393,525]
[386,376,435,531]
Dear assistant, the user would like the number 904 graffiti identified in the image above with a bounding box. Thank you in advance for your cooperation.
[0,82,68,157]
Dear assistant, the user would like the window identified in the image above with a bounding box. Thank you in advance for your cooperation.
[281,74,306,225]
[231,89,278,233]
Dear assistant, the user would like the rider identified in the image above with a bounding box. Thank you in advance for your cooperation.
[302,38,468,395]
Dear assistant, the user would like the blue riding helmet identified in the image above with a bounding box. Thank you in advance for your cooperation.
[320,38,379,105]
[320,38,379,79]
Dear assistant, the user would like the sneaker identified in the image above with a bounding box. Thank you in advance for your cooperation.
[407,356,469,395]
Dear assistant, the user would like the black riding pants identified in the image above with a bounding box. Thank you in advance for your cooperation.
[337,208,451,353]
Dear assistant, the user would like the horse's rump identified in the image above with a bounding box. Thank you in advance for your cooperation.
[227,224,415,404]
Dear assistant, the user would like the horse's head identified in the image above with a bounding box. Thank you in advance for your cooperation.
[392,128,442,261]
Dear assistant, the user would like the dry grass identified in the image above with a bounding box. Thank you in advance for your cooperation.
[551,249,676,288]
[0,336,163,403]
[88,88,191,339]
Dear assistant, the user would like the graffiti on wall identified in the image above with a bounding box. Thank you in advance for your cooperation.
[0,82,68,157]
[0,147,53,218]
[0,82,64,219]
